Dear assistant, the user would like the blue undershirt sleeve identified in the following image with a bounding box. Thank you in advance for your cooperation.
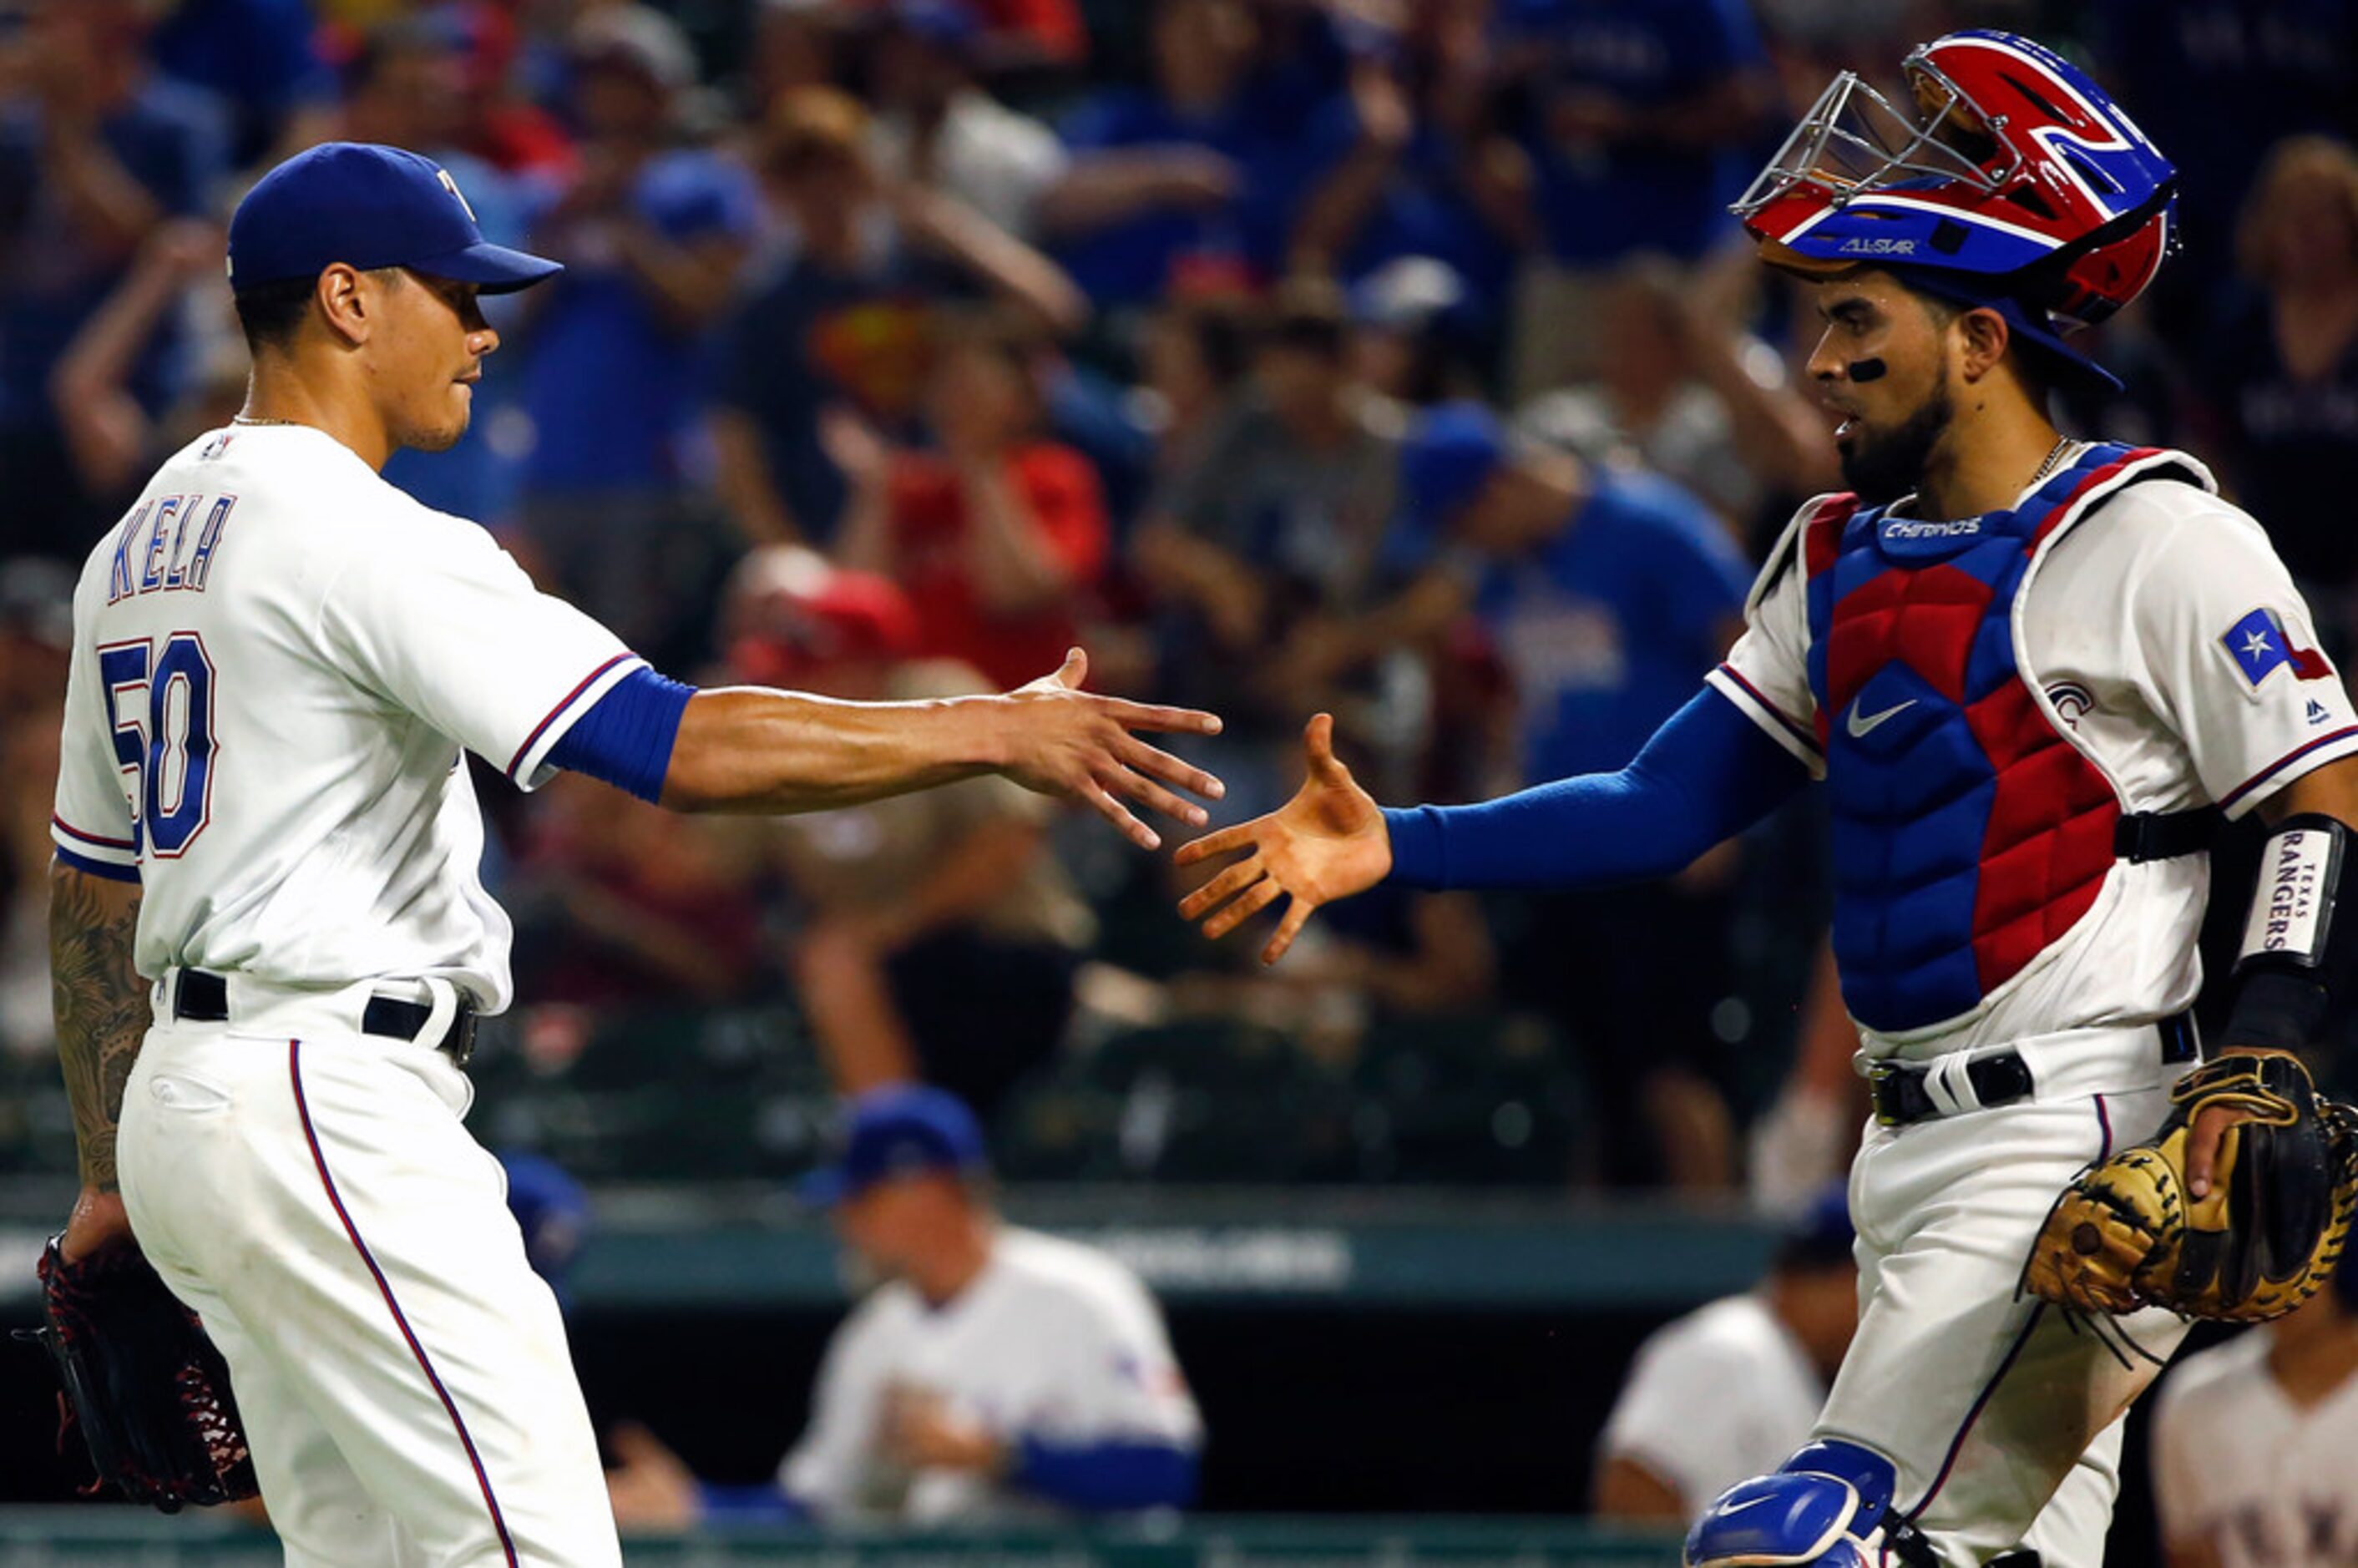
[544,666,696,804]
[1381,685,1811,891]
[1008,1436,1201,1511]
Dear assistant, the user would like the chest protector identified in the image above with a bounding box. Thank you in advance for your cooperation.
[1803,443,2215,1035]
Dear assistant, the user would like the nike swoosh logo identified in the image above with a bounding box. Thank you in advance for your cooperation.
[1847,697,1917,738]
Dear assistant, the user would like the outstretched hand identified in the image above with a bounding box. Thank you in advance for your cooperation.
[1175,713,1391,964]
[1000,649,1226,852]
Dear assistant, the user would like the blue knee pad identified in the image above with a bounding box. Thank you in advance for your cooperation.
[1685,1441,1930,1568]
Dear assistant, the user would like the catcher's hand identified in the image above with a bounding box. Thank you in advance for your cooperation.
[1175,713,1390,964]
[2023,1050,2358,1322]
[23,1232,258,1510]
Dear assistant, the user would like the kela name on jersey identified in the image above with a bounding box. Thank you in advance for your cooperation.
[106,493,235,603]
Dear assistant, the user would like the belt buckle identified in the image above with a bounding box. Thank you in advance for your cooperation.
[1867,1060,1908,1127]
[447,1009,478,1070]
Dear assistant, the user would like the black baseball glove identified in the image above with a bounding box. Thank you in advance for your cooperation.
[2024,1050,2358,1323]
[23,1237,259,1510]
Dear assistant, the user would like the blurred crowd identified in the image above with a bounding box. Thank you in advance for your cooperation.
[1,0,2356,1201]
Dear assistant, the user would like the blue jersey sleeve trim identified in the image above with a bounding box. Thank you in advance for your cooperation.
[1009,1436,1200,1511]
[53,846,141,884]
[696,1481,807,1524]
[1379,685,1811,891]
[544,666,696,805]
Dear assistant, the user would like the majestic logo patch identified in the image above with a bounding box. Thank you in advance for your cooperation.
[2222,607,2334,687]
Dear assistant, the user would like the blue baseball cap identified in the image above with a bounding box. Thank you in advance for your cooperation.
[1399,401,1510,537]
[498,1150,593,1305]
[1772,1183,1857,1272]
[227,143,564,295]
[799,1084,989,1206]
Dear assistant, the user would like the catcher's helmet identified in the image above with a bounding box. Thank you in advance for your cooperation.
[1736,31,2176,388]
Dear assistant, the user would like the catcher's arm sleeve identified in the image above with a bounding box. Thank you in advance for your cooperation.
[48,861,145,1193]
[1381,685,1812,891]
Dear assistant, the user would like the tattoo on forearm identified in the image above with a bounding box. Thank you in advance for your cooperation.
[48,867,145,1192]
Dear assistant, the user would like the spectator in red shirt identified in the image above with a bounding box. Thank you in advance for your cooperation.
[834,311,1110,689]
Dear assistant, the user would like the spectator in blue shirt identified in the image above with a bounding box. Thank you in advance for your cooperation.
[513,3,759,651]
[149,0,338,169]
[1493,0,1771,400]
[1046,0,1297,307]
[1285,3,1536,312]
[1370,403,1755,1187]
[0,0,227,562]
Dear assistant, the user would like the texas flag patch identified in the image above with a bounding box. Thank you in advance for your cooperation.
[2222,608,2334,687]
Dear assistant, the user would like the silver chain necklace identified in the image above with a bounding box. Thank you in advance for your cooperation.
[2030,434,2074,483]
[230,415,301,427]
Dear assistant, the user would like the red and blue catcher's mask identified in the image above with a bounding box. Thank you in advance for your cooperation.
[1735,31,2178,392]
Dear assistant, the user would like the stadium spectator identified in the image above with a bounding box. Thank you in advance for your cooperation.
[513,3,760,650]
[48,218,240,508]
[1284,2,1536,308]
[0,0,228,562]
[864,0,1070,241]
[1493,0,1773,399]
[1349,403,1755,1188]
[1133,280,1408,812]
[605,1086,1202,1527]
[833,311,1110,690]
[726,545,1096,1119]
[1516,255,1838,539]
[0,560,71,1058]
[2150,1250,2358,1567]
[2202,134,2358,652]
[148,0,336,169]
[711,86,1083,549]
[1592,1186,1857,1523]
[1137,290,1257,478]
[1345,256,1485,409]
[1045,0,1288,307]
[332,18,535,529]
[507,773,770,1008]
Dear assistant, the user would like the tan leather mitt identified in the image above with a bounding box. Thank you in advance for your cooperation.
[2023,1050,2358,1322]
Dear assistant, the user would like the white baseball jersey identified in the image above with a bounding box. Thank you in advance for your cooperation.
[2150,1328,2358,1567]
[783,1227,1202,1525]
[50,423,640,1011]
[1598,1292,1827,1520]
[1708,447,2358,1058]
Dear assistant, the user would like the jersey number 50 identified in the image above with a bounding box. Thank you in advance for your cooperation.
[97,633,216,858]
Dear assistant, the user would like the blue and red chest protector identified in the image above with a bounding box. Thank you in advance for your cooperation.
[1804,442,2213,1034]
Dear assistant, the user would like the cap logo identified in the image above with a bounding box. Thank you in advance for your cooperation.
[436,167,478,224]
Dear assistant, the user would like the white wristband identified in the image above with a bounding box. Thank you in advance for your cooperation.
[2238,817,2346,970]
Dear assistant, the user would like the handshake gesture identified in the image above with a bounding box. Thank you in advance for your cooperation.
[1173,714,1394,964]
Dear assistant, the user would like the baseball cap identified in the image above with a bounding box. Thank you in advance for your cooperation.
[882,0,981,49]
[1398,401,1510,537]
[227,143,563,295]
[798,1085,989,1206]
[498,1150,594,1305]
[1771,1184,1858,1273]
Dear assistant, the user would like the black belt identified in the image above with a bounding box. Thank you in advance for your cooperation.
[171,969,478,1068]
[2114,807,2223,862]
[1869,1010,2197,1126]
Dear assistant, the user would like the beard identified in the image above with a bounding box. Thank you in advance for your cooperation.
[1838,377,1954,507]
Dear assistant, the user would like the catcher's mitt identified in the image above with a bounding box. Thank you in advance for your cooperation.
[21,1237,258,1510]
[2023,1050,2358,1323]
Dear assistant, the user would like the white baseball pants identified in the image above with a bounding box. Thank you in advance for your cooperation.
[118,977,620,1567]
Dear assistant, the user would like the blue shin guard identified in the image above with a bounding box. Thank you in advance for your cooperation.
[1685,1441,1935,1568]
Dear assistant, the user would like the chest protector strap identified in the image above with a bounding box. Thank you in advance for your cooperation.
[1802,444,2214,1035]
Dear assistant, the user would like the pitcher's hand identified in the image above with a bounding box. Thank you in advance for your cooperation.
[1000,649,1224,850]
